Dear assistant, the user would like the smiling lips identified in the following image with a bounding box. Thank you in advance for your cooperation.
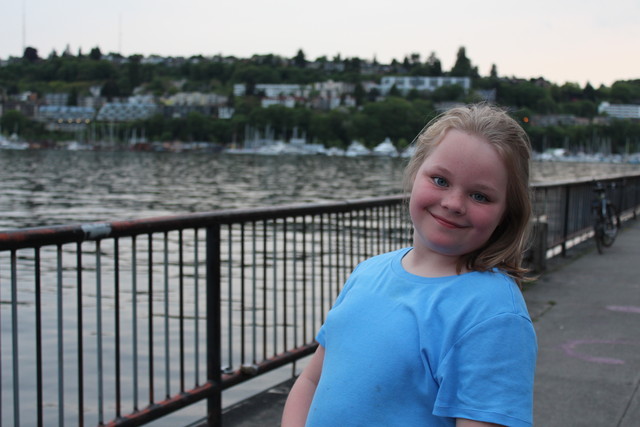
[430,212,467,229]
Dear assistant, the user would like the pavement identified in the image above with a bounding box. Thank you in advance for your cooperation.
[222,218,640,427]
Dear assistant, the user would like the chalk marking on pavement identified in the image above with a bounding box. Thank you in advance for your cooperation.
[561,306,640,364]
[560,339,640,365]
[606,305,640,314]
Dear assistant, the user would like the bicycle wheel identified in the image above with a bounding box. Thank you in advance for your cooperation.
[600,204,619,247]
[594,219,604,254]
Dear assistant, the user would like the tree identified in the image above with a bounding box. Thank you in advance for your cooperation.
[23,46,39,62]
[128,54,143,88]
[430,84,465,102]
[535,96,558,114]
[402,56,411,70]
[67,87,79,106]
[293,49,307,68]
[354,97,424,147]
[497,80,549,109]
[353,83,366,106]
[62,44,73,57]
[101,79,121,100]
[583,82,597,102]
[343,57,361,74]
[0,110,44,139]
[185,111,212,141]
[89,47,103,61]
[450,47,478,77]
[425,52,442,76]
[560,100,597,118]
[388,84,401,97]
[367,87,381,102]
[552,82,583,103]
[490,64,498,79]
[609,80,640,103]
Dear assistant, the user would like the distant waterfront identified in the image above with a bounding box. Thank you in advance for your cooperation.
[1,149,639,231]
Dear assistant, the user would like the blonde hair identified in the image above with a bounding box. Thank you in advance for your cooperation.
[404,103,533,284]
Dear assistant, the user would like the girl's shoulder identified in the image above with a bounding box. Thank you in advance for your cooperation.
[457,270,529,318]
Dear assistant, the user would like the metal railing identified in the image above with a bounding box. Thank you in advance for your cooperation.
[1,174,639,426]
[0,196,411,426]
[531,174,640,257]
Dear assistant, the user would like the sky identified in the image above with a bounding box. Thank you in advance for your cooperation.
[1,0,638,88]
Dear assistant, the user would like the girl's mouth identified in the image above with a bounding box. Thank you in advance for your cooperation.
[431,213,466,229]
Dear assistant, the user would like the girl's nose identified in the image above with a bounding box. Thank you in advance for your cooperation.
[441,191,466,215]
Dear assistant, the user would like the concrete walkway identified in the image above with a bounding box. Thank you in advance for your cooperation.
[222,218,640,426]
[526,218,640,427]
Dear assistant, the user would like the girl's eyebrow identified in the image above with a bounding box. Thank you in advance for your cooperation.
[428,165,451,175]
[473,183,501,194]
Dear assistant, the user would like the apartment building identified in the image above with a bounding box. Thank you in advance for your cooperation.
[378,76,471,95]
[598,102,640,119]
[96,102,158,122]
[233,83,310,98]
[37,105,96,131]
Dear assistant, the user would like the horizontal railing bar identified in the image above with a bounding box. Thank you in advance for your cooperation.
[104,342,318,426]
[104,381,217,427]
[0,195,406,250]
[221,343,319,391]
[530,172,640,189]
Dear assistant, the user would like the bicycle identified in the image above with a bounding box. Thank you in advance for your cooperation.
[592,181,621,254]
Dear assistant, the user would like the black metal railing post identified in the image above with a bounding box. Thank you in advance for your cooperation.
[206,224,222,426]
[561,185,571,257]
[633,177,637,218]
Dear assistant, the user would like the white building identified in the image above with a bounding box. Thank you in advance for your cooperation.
[378,76,471,95]
[38,105,95,121]
[37,105,96,131]
[261,97,297,108]
[312,80,354,99]
[233,83,310,98]
[598,102,640,119]
[97,102,158,122]
[44,93,69,106]
[218,106,234,119]
[162,92,227,106]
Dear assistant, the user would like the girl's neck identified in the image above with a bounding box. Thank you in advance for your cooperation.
[401,247,468,278]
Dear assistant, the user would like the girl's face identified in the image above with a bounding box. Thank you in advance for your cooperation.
[409,129,508,263]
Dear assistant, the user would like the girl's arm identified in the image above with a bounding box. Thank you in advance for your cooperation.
[281,345,325,427]
[457,419,503,427]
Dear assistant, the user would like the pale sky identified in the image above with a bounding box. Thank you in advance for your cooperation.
[1,0,638,87]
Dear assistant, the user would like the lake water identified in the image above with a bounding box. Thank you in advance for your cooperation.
[1,149,639,231]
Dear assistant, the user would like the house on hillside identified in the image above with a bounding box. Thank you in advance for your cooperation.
[598,102,640,119]
[378,76,471,95]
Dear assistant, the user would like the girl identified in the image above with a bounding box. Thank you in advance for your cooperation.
[282,104,537,427]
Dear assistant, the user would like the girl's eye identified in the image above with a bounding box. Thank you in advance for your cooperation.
[433,177,448,187]
[471,193,489,203]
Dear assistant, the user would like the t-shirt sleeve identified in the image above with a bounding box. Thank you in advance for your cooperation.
[433,313,537,427]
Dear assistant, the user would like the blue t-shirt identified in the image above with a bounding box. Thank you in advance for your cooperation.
[307,248,537,427]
